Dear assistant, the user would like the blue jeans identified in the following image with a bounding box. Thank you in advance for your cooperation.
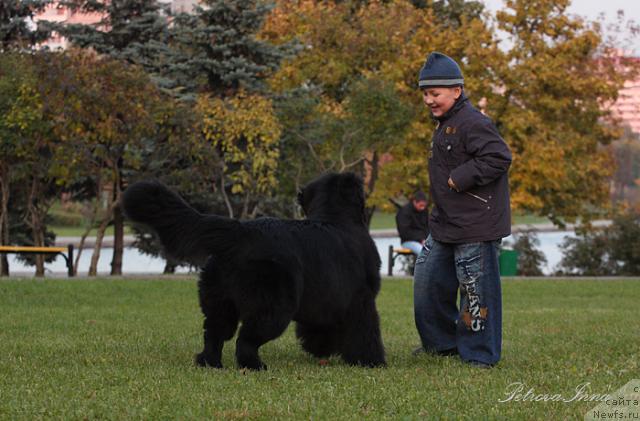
[401,241,423,256]
[413,235,502,365]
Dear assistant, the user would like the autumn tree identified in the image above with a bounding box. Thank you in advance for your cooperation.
[0,53,35,275]
[0,1,53,275]
[412,0,484,28]
[0,53,23,275]
[196,92,281,218]
[53,0,172,274]
[0,52,68,276]
[47,50,162,276]
[266,0,638,227]
[491,0,638,224]
[263,0,497,220]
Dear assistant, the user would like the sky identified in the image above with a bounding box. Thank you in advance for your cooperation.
[480,0,640,55]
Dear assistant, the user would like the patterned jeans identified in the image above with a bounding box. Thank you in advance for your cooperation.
[413,235,502,365]
[401,241,423,256]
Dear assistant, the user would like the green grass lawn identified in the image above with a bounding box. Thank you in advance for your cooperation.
[369,212,398,230]
[0,278,637,420]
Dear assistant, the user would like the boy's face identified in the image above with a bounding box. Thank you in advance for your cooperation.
[422,86,462,118]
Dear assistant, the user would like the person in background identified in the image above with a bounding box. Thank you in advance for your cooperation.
[395,191,429,256]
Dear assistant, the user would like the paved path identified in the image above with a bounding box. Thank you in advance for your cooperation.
[369,219,611,238]
[53,220,612,245]
[54,235,137,248]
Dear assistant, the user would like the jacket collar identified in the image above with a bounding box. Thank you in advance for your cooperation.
[433,92,468,123]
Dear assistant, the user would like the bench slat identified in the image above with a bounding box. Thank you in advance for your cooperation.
[0,246,67,253]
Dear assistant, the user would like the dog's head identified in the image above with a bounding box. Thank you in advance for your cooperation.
[297,172,366,225]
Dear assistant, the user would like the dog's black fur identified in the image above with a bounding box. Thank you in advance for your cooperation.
[121,172,385,370]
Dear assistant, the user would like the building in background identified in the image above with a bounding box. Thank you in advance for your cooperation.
[34,1,200,50]
[34,2,103,50]
[610,57,640,134]
[169,0,199,14]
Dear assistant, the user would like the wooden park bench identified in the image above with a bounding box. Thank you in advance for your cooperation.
[387,246,416,277]
[0,245,74,277]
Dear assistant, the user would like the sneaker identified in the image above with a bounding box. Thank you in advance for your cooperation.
[412,346,425,356]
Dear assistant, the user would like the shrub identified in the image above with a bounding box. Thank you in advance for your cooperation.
[558,211,640,276]
[511,231,547,276]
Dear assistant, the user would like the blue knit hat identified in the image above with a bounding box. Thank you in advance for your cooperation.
[418,52,464,88]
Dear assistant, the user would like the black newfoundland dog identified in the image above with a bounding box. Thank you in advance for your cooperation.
[121,172,385,370]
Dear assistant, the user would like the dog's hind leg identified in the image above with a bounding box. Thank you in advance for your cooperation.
[195,299,238,368]
[295,323,340,358]
[233,259,301,370]
[195,261,239,368]
[235,314,292,370]
[339,291,386,367]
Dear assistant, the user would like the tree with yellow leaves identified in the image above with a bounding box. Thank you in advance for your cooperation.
[196,92,282,218]
[264,0,638,225]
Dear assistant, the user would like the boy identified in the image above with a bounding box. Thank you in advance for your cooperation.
[413,52,512,368]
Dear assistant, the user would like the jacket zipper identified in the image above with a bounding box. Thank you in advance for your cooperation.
[465,191,489,203]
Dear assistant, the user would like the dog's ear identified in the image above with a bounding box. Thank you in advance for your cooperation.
[338,173,365,207]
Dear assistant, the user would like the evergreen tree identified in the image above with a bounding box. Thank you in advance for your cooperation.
[167,0,287,100]
[0,0,51,50]
[57,0,170,77]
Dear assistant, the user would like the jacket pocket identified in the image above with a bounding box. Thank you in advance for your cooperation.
[415,235,434,265]
[442,135,464,169]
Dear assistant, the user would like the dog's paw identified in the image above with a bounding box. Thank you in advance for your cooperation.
[194,352,223,369]
[238,361,267,371]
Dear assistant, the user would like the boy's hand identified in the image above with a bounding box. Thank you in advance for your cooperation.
[448,177,459,192]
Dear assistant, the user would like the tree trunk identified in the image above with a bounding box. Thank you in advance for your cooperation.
[0,164,10,276]
[73,210,97,276]
[89,217,110,277]
[220,176,234,218]
[110,205,123,275]
[163,260,176,274]
[364,151,380,228]
[89,178,116,277]
[30,212,45,277]
[27,179,46,277]
[0,255,8,276]
[73,179,102,276]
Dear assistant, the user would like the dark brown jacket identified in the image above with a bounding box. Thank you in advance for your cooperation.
[428,95,511,243]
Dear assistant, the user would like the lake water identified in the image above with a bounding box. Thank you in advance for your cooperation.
[6,231,575,277]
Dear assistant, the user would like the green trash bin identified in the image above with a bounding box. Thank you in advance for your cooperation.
[499,249,518,276]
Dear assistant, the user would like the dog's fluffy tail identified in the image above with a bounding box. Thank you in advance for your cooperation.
[121,181,243,266]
